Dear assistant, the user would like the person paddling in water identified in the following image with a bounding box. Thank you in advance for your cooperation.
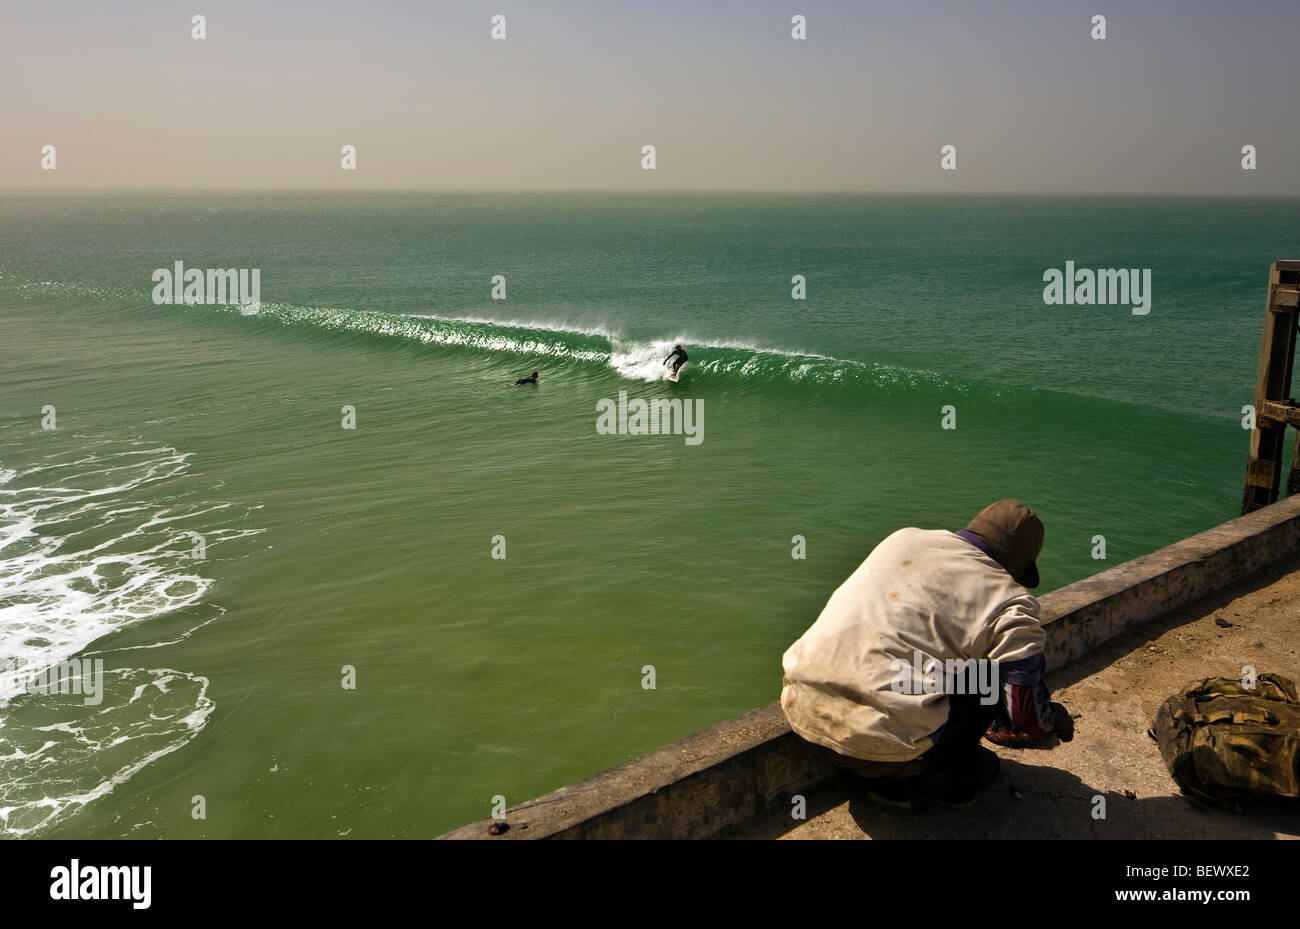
[514,371,539,386]
[664,345,688,377]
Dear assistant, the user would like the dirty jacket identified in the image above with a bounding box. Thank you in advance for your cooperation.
[780,527,1045,761]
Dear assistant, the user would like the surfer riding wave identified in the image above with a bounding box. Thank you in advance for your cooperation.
[664,345,688,377]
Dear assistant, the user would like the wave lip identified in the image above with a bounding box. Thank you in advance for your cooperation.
[246,301,973,393]
[0,273,986,396]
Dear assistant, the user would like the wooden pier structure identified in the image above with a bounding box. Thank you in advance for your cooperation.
[1243,260,1300,513]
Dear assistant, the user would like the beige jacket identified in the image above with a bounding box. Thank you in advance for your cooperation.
[780,528,1045,762]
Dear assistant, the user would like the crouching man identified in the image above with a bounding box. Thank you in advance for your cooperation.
[780,500,1073,809]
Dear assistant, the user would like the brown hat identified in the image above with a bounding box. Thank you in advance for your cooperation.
[965,499,1044,588]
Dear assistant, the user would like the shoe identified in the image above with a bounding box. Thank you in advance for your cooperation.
[1051,702,1075,742]
[984,722,1036,748]
[863,775,915,809]
[928,747,1000,810]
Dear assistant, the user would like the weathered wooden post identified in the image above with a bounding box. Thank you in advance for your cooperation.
[1242,260,1300,513]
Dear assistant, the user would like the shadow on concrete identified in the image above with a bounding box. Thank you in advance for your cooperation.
[732,757,1300,839]
[845,758,1299,839]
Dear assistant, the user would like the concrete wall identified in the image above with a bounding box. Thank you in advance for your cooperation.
[440,495,1300,840]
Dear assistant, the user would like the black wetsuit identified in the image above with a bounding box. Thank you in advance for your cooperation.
[515,374,538,385]
[665,348,688,373]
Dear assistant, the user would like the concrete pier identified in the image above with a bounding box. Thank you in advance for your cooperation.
[440,496,1300,840]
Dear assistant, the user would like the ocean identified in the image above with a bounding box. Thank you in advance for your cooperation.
[0,191,1294,837]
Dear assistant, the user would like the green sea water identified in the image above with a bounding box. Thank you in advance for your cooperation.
[0,192,1294,838]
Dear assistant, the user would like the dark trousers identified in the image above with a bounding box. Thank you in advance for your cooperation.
[807,692,1003,781]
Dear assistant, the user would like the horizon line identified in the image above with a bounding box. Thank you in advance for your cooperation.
[2,188,1297,199]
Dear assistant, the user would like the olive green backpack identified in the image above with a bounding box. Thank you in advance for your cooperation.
[1152,673,1300,811]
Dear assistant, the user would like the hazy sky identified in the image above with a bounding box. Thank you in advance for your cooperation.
[3,0,1297,192]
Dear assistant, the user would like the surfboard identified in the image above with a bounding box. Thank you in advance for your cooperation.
[665,365,682,383]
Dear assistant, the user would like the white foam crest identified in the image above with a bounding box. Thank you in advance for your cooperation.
[411,312,622,344]
[608,338,687,382]
[0,435,256,835]
[0,668,214,835]
[411,312,840,361]
[0,441,258,704]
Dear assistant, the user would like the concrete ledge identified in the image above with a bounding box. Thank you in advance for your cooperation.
[440,703,829,840]
[1039,495,1300,671]
[440,495,1300,840]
